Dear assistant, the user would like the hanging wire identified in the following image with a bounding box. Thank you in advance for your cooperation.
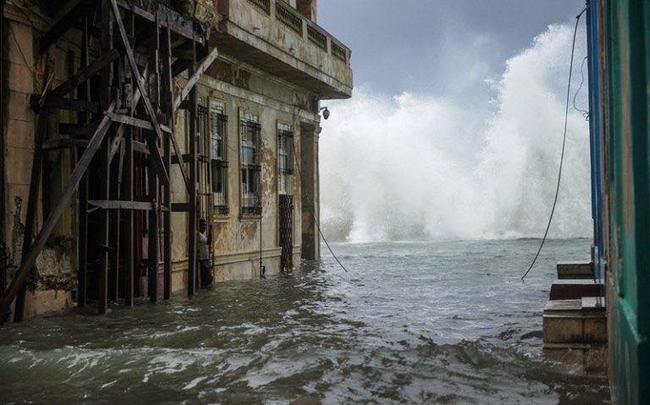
[521,6,587,281]
[289,106,348,273]
[214,104,348,273]
[573,56,591,119]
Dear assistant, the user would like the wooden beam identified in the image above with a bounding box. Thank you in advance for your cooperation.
[0,106,116,325]
[147,163,160,303]
[107,64,150,162]
[59,123,98,137]
[46,97,100,114]
[49,49,120,98]
[88,200,168,211]
[110,0,171,186]
[173,48,218,111]
[114,0,203,43]
[109,126,124,162]
[39,0,95,54]
[133,140,149,154]
[98,0,113,316]
[42,138,90,150]
[162,26,173,300]
[76,11,91,308]
[188,37,198,297]
[107,112,154,131]
[13,108,49,322]
[123,9,136,307]
[124,131,134,306]
[145,133,169,192]
[107,113,172,133]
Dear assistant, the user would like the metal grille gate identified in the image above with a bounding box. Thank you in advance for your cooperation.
[279,195,294,271]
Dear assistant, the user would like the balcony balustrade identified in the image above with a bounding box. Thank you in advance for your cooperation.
[214,0,352,98]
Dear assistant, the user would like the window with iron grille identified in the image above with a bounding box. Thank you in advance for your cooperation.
[210,100,228,215]
[277,122,294,195]
[240,112,262,215]
[196,104,211,221]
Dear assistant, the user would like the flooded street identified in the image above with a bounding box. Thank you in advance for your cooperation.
[0,239,609,404]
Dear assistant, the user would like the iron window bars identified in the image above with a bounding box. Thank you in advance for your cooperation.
[211,110,229,215]
[240,120,262,215]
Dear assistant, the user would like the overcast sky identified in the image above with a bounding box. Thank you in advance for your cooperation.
[319,0,586,101]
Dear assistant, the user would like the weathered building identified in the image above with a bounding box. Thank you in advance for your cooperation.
[0,0,352,321]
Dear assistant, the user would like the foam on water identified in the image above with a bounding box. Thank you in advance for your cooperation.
[321,24,591,242]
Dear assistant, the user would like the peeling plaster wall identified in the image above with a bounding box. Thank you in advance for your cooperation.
[3,1,338,309]
[170,55,320,289]
[2,8,79,317]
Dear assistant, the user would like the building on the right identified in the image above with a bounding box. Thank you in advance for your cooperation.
[588,0,649,403]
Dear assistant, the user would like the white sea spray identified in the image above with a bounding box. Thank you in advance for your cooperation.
[321,24,590,242]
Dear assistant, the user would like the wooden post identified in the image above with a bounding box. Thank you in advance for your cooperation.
[162,26,173,300]
[123,130,134,306]
[98,0,114,314]
[147,168,159,303]
[147,5,161,303]
[188,33,198,296]
[77,12,91,308]
[123,9,135,307]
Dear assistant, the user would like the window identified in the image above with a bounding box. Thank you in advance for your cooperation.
[277,122,294,195]
[195,103,211,221]
[240,111,262,215]
[210,100,228,215]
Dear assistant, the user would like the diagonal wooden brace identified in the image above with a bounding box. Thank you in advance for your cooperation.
[173,48,219,111]
[110,0,172,186]
[39,0,96,54]
[0,103,117,325]
[49,49,120,98]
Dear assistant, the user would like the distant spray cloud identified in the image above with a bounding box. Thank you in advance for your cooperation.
[321,24,590,242]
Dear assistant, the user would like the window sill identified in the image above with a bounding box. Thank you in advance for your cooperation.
[239,213,262,221]
[212,215,231,223]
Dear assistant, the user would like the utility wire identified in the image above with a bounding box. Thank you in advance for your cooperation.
[194,104,349,273]
[573,56,590,118]
[521,6,587,281]
[289,107,348,273]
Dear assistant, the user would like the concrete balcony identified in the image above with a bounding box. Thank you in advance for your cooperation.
[214,0,352,99]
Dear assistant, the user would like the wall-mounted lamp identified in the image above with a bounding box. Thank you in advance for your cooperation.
[319,106,330,120]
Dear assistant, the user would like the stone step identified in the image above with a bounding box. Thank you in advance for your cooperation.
[549,279,604,300]
[557,261,593,279]
[543,299,607,345]
[543,342,607,375]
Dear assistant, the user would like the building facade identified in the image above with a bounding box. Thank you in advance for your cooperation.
[0,0,352,321]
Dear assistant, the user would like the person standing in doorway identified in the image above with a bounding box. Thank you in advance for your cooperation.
[198,219,213,288]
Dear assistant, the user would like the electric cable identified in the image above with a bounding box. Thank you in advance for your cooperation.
[573,56,590,119]
[194,104,349,274]
[521,6,587,281]
[289,107,348,273]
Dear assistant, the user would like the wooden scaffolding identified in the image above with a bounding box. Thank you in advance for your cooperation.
[0,0,219,324]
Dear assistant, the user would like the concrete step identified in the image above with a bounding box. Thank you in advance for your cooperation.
[549,279,604,300]
[543,342,607,375]
[557,261,593,279]
[543,297,608,375]
[543,299,607,344]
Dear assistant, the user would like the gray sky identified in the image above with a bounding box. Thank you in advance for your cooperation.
[319,0,586,101]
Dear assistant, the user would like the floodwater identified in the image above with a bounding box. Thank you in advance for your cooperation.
[0,239,610,404]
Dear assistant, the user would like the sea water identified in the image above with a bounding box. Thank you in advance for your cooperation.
[0,239,609,404]
[0,22,610,405]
